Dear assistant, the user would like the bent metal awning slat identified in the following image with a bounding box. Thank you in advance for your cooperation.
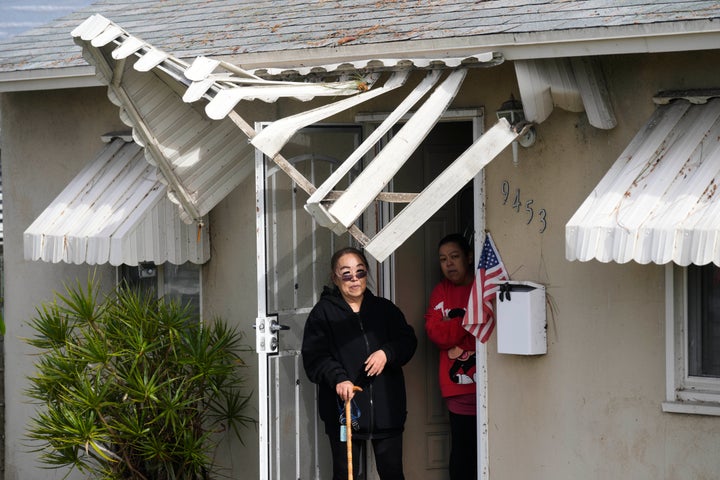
[70,14,507,263]
[366,119,517,261]
[72,14,373,226]
[329,68,468,228]
[566,95,720,266]
[24,135,210,266]
[250,70,409,158]
[305,69,445,232]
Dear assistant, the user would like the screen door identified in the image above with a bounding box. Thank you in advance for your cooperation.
[255,125,363,480]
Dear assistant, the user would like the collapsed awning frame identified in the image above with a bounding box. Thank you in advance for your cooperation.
[71,14,521,262]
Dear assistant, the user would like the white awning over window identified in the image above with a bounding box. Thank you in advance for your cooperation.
[71,14,515,263]
[24,135,210,266]
[566,94,720,266]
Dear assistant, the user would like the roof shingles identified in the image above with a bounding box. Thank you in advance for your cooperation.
[1,0,719,74]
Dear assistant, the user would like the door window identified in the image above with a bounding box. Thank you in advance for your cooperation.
[263,125,362,316]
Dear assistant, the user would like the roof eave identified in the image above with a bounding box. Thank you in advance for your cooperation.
[225,22,720,69]
[0,65,101,92]
[2,21,719,93]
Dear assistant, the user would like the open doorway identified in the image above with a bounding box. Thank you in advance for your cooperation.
[255,115,480,480]
[390,120,477,480]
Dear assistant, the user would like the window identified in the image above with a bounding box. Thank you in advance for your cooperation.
[119,262,201,319]
[664,265,720,415]
[687,266,720,377]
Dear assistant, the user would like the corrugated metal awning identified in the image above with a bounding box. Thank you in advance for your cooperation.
[70,14,515,263]
[24,135,210,266]
[566,94,720,266]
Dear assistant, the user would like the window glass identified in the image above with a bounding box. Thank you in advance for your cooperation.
[687,265,720,377]
[119,263,157,296]
[162,263,201,318]
[665,266,720,415]
[119,262,201,319]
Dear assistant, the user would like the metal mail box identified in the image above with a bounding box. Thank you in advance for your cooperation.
[496,280,547,355]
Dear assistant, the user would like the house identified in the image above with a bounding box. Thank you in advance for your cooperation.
[1,1,720,479]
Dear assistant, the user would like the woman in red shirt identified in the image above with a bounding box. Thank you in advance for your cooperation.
[425,233,477,480]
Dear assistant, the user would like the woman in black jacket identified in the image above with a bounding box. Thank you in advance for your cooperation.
[302,247,417,480]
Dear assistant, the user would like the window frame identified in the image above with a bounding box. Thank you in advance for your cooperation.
[663,265,720,416]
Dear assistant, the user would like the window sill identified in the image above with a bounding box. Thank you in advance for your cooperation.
[662,401,720,416]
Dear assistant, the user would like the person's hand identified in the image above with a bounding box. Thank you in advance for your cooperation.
[336,381,357,402]
[364,349,387,377]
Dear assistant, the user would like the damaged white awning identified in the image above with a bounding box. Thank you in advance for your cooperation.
[24,135,210,266]
[566,93,720,266]
[514,57,616,130]
[71,14,513,262]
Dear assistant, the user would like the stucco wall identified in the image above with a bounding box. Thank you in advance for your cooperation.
[202,165,262,478]
[1,87,122,479]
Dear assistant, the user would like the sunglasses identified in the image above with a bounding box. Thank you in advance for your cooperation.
[337,270,368,282]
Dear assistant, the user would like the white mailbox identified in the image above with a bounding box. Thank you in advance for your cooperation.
[495,280,546,355]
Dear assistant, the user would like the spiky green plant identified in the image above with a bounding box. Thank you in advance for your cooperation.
[24,279,254,479]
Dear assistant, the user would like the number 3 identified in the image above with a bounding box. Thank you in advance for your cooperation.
[538,209,547,233]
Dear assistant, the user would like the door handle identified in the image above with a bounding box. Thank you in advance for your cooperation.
[255,316,290,353]
[269,319,290,332]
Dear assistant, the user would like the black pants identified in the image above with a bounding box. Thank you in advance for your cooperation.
[327,430,405,480]
[448,411,477,480]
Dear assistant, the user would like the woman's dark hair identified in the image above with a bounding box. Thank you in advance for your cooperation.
[330,246,369,272]
[438,233,472,255]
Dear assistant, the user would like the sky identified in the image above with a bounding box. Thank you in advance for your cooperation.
[0,0,95,42]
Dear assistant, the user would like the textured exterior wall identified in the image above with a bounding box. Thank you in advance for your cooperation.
[1,87,123,479]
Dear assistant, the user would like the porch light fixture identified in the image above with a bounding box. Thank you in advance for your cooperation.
[496,95,536,166]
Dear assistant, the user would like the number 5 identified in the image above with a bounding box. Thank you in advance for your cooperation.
[525,199,534,224]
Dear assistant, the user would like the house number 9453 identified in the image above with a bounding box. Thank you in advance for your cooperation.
[501,180,547,233]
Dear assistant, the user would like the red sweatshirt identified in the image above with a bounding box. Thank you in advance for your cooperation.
[425,278,477,400]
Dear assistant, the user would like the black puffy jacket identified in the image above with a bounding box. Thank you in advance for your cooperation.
[301,287,417,439]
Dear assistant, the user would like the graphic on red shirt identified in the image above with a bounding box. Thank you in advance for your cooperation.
[438,304,476,384]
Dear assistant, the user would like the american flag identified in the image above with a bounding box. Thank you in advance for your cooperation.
[462,233,508,343]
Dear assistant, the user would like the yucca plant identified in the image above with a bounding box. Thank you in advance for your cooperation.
[24,278,254,479]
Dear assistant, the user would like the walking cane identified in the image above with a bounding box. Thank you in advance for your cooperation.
[345,386,363,480]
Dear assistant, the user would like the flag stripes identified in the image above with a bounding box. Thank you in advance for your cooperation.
[462,233,508,343]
